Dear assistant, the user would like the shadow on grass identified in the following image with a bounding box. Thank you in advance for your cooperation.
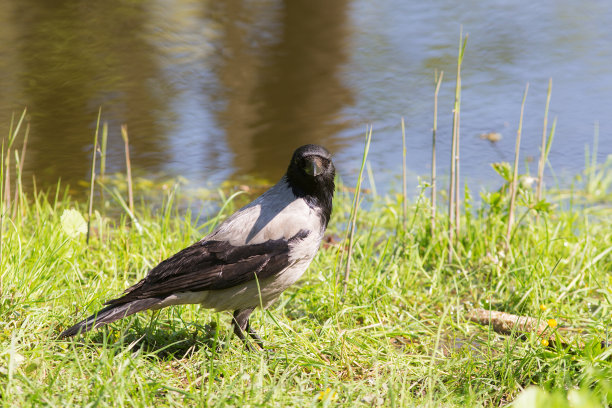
[61,316,231,361]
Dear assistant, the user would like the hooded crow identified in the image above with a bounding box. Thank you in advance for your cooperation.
[59,144,335,349]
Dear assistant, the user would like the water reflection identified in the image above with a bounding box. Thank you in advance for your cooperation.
[1,0,611,196]
[206,0,352,179]
[6,0,173,186]
[1,0,352,191]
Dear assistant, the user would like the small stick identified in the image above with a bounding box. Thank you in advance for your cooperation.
[468,308,547,335]
[506,83,529,247]
[121,124,134,215]
[431,70,443,237]
[86,108,102,245]
[466,308,583,347]
[343,125,372,296]
[401,117,407,231]
[536,78,552,204]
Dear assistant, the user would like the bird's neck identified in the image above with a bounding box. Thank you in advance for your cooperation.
[288,177,334,228]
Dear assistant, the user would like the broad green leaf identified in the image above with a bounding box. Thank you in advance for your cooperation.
[60,209,87,238]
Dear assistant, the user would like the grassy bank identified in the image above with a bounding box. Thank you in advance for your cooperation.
[0,150,611,407]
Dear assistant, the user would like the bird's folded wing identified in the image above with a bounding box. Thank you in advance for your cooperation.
[106,229,309,306]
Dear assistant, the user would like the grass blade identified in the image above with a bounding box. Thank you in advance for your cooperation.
[342,125,372,296]
[536,78,552,203]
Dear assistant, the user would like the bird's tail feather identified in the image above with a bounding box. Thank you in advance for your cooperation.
[59,298,161,338]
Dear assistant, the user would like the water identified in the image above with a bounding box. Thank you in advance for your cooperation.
[1,0,610,197]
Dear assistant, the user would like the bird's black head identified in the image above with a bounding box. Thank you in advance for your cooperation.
[286,144,335,227]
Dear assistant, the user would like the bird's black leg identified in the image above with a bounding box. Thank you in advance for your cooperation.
[245,320,264,348]
[232,307,262,351]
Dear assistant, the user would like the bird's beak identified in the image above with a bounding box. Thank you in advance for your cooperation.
[304,157,324,177]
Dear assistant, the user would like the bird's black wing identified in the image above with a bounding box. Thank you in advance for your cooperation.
[105,229,309,306]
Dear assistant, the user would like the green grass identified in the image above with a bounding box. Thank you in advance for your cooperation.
[0,152,611,407]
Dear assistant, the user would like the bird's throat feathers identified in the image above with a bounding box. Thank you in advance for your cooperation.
[289,178,334,228]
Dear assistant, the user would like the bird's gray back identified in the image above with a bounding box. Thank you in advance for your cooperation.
[207,178,325,251]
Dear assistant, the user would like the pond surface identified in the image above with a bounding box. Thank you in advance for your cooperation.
[1,0,611,197]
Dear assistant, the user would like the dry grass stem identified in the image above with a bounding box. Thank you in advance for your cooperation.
[86,108,102,244]
[12,123,30,218]
[121,124,134,215]
[448,33,467,261]
[467,308,582,347]
[401,117,407,231]
[431,70,443,236]
[100,121,108,179]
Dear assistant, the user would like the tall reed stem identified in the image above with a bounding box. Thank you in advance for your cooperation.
[536,78,552,203]
[431,70,443,237]
[401,117,407,231]
[506,83,529,247]
[448,33,467,262]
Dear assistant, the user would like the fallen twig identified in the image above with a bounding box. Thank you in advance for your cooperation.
[467,308,547,336]
[466,308,585,348]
